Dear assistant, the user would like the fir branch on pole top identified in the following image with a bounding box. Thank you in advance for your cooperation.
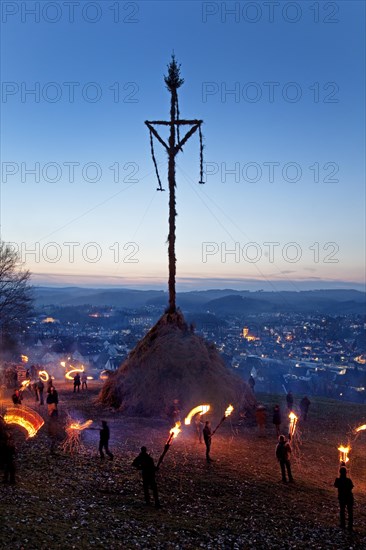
[164,54,184,91]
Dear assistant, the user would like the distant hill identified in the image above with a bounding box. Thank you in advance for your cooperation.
[205,295,274,315]
[33,286,366,315]
[34,287,165,308]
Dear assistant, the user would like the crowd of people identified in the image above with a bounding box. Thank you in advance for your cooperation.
[0,385,356,532]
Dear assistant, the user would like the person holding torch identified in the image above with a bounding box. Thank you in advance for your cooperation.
[203,421,213,463]
[275,435,294,483]
[132,446,160,509]
[334,467,354,532]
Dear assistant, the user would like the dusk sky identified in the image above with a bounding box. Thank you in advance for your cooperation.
[1,0,365,291]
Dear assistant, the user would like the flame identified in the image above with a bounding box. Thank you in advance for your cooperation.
[99,370,109,380]
[355,424,366,433]
[68,420,93,431]
[168,421,181,442]
[338,444,350,463]
[4,406,44,438]
[60,361,66,368]
[21,380,30,389]
[21,355,29,363]
[38,370,49,382]
[289,411,298,437]
[87,376,93,380]
[65,366,85,380]
[184,404,210,425]
[225,404,234,418]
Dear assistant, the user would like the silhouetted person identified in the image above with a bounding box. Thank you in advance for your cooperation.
[32,381,39,402]
[73,373,81,393]
[272,404,282,437]
[13,370,18,388]
[132,446,160,508]
[255,405,266,437]
[334,467,354,531]
[0,417,15,484]
[47,377,53,393]
[248,375,255,392]
[286,391,294,411]
[11,389,22,405]
[46,386,58,416]
[99,420,113,459]
[195,415,204,443]
[37,378,44,405]
[167,399,181,423]
[0,415,8,439]
[81,372,88,390]
[203,421,212,463]
[276,435,294,483]
[2,436,16,484]
[30,364,37,379]
[300,396,311,421]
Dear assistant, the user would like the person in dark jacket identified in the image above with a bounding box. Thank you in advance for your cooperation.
[334,467,354,531]
[99,420,113,459]
[11,389,22,405]
[47,377,53,393]
[0,416,14,484]
[37,378,45,405]
[73,373,81,393]
[276,435,294,483]
[255,405,266,437]
[167,399,181,423]
[46,386,59,416]
[248,375,255,392]
[32,381,39,402]
[286,391,294,411]
[203,421,213,463]
[195,415,204,443]
[272,405,282,437]
[132,446,160,508]
[300,396,311,421]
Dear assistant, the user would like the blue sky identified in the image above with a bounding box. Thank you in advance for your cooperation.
[1,0,365,291]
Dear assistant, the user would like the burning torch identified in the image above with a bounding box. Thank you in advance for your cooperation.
[21,379,31,390]
[211,404,234,436]
[156,421,181,469]
[355,424,366,433]
[184,404,210,425]
[338,444,350,465]
[288,411,298,441]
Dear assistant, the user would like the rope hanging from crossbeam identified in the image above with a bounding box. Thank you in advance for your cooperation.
[199,124,205,184]
[149,128,164,191]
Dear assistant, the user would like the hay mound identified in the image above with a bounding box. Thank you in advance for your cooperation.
[98,311,255,417]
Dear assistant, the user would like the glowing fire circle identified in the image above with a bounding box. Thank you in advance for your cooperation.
[4,405,44,438]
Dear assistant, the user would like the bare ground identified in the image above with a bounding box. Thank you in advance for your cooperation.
[1,383,366,549]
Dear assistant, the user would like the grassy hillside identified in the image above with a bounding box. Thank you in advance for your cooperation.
[0,388,365,549]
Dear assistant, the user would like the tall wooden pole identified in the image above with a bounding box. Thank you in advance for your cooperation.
[145,56,204,316]
[168,87,177,313]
